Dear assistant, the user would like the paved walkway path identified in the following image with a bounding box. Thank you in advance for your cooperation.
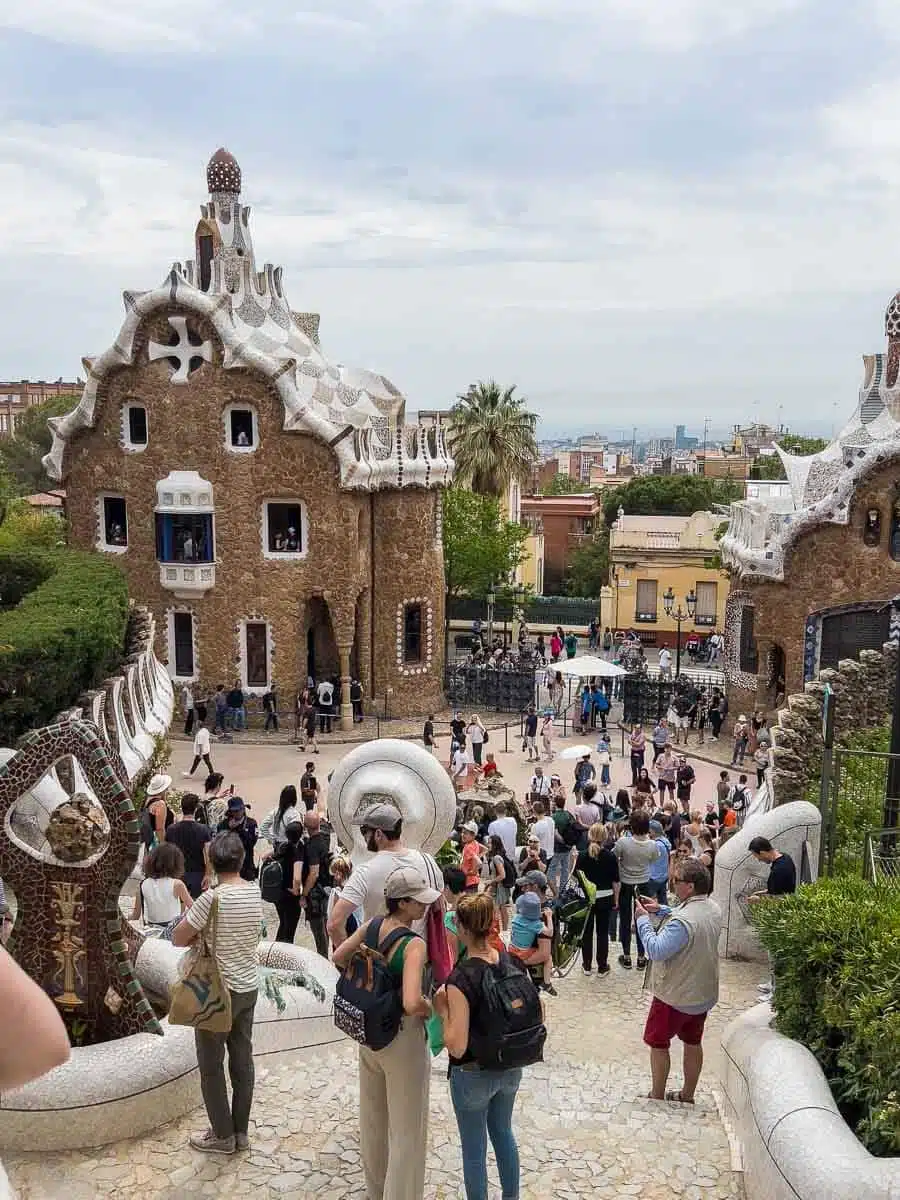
[5,918,759,1200]
[4,735,760,1198]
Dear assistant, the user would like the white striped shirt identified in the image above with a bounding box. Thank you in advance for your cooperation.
[187,882,262,993]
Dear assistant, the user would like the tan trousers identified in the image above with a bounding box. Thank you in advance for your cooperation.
[359,1016,430,1200]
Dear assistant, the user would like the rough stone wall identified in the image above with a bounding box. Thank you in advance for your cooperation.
[61,308,445,714]
[726,459,900,717]
[371,489,445,715]
[768,642,895,805]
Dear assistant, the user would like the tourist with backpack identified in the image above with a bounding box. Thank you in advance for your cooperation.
[333,865,439,1200]
[434,892,546,1200]
[262,823,304,944]
[729,775,751,827]
[485,834,516,932]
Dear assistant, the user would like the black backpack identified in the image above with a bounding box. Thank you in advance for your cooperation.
[462,953,546,1070]
[501,856,517,890]
[561,815,584,848]
[333,918,417,1051]
[260,858,284,903]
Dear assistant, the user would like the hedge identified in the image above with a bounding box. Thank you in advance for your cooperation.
[0,551,129,744]
[753,877,900,1156]
[0,549,57,611]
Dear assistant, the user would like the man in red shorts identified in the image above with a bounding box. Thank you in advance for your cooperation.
[634,858,722,1103]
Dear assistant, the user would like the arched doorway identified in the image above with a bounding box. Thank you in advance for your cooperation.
[304,597,339,684]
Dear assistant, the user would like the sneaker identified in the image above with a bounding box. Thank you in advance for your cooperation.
[582,966,593,976]
[618,954,633,969]
[636,957,648,970]
[235,1133,250,1152]
[598,964,611,975]
[540,982,559,997]
[181,771,193,778]
[189,1130,235,1155]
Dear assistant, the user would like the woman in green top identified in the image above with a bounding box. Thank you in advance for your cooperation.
[333,864,439,1200]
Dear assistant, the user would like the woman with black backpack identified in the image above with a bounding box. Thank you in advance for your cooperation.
[434,893,546,1200]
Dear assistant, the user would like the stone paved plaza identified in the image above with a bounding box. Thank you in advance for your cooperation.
[5,735,761,1199]
[6,940,760,1200]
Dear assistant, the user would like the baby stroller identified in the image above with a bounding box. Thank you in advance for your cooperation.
[551,870,597,979]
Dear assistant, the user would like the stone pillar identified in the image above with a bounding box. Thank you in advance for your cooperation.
[339,644,353,731]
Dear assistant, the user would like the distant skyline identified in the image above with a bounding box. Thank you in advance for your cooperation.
[3,2,900,429]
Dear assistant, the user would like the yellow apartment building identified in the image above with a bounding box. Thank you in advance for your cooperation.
[609,511,729,648]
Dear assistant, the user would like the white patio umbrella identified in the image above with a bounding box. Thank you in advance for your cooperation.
[554,655,628,678]
[558,744,595,760]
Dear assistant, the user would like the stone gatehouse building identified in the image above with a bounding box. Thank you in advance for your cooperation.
[720,290,900,712]
[45,149,453,723]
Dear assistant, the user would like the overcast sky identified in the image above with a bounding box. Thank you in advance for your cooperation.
[2,1,900,436]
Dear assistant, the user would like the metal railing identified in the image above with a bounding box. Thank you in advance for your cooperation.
[820,746,900,877]
[864,828,900,884]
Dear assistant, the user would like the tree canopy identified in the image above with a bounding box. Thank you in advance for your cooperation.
[442,487,529,601]
[750,434,829,480]
[601,474,743,525]
[564,530,609,598]
[449,380,538,497]
[541,473,584,496]
[0,395,77,496]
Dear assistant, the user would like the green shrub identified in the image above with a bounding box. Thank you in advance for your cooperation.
[0,551,129,743]
[753,876,900,1155]
[805,724,891,872]
[0,549,56,610]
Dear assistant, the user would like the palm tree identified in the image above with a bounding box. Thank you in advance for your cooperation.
[449,380,538,497]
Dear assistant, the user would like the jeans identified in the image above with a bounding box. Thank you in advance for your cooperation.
[630,751,644,785]
[264,711,279,731]
[214,706,227,734]
[307,913,328,958]
[195,988,258,1140]
[450,1066,523,1200]
[472,742,483,766]
[646,878,668,905]
[275,894,301,943]
[618,882,653,959]
[582,896,613,970]
[184,709,195,736]
[188,753,213,776]
[547,851,571,896]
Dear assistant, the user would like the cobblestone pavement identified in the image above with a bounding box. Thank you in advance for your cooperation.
[5,910,759,1200]
[5,734,760,1198]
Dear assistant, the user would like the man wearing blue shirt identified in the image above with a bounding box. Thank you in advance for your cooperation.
[646,820,671,906]
[634,859,722,1103]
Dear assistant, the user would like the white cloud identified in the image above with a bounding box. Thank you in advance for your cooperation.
[0,0,809,55]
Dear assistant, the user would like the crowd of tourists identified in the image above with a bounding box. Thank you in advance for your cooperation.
[125,677,796,1199]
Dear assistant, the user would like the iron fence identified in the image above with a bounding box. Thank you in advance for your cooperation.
[442,664,537,713]
[448,595,599,629]
[821,747,900,878]
[620,671,724,727]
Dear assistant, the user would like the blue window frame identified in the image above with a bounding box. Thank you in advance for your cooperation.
[155,513,214,564]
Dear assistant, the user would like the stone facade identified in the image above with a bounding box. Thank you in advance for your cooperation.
[46,151,451,720]
[726,457,900,719]
[767,642,895,806]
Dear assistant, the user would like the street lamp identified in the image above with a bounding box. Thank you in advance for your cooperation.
[663,586,697,676]
[486,586,496,649]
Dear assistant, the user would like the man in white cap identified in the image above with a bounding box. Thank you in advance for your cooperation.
[326,803,442,945]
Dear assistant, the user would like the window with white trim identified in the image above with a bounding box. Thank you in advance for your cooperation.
[244,621,270,688]
[225,405,258,452]
[170,611,195,678]
[263,502,306,557]
[694,581,718,626]
[403,604,423,663]
[635,579,657,622]
[100,496,128,552]
[124,403,148,450]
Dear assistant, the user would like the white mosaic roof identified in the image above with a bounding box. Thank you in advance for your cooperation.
[721,311,900,581]
[44,151,452,493]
